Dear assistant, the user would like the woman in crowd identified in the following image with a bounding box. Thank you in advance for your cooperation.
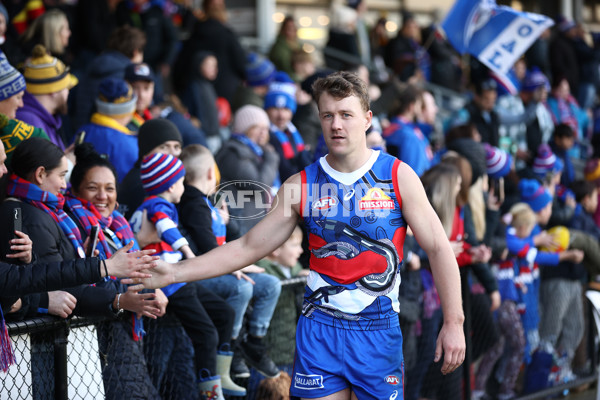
[20,9,71,62]
[0,137,150,397]
[65,143,165,399]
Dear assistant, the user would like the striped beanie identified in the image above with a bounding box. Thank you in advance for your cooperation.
[22,45,78,95]
[95,78,137,117]
[141,153,186,196]
[0,51,26,101]
[532,143,563,178]
[484,143,512,179]
[522,68,550,92]
[264,71,297,114]
[245,52,276,87]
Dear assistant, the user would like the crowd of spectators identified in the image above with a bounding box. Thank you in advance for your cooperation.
[1,0,600,399]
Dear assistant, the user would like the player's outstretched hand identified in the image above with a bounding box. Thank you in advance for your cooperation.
[133,259,176,289]
[104,242,158,278]
[434,321,465,375]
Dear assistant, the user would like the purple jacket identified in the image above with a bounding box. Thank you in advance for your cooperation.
[16,91,65,150]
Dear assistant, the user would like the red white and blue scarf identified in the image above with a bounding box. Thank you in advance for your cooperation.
[270,122,305,160]
[65,194,141,258]
[65,194,145,340]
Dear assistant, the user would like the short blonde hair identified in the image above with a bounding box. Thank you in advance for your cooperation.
[509,202,536,230]
[179,144,214,185]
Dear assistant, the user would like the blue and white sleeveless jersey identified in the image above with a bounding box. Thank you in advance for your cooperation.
[300,150,407,330]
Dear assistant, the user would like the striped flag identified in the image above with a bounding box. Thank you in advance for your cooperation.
[441,0,553,81]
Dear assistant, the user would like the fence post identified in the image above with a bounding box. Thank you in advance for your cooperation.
[53,322,69,400]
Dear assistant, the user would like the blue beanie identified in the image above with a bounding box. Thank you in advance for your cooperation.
[245,52,276,87]
[0,51,26,102]
[264,71,297,114]
[519,179,552,212]
[523,68,550,92]
[95,78,137,116]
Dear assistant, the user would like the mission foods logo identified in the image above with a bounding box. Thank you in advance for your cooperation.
[359,188,394,211]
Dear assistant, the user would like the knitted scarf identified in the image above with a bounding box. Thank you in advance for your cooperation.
[0,307,15,372]
[7,174,85,258]
[231,133,263,157]
[270,122,305,160]
[552,96,579,134]
[65,194,113,259]
[65,194,145,341]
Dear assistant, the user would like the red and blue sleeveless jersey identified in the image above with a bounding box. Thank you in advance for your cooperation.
[299,151,407,330]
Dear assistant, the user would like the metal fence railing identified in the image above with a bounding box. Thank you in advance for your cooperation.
[1,274,598,399]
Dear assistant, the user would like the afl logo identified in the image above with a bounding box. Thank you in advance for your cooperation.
[313,196,338,210]
[385,375,400,385]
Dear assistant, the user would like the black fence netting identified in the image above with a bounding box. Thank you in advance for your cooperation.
[1,273,599,399]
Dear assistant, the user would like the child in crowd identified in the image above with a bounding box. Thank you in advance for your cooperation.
[125,62,155,130]
[508,179,583,364]
[531,143,576,227]
[178,144,282,380]
[532,146,600,275]
[77,78,138,183]
[570,180,600,244]
[131,153,240,398]
[257,225,309,280]
[131,153,193,261]
[265,71,312,181]
[549,123,576,187]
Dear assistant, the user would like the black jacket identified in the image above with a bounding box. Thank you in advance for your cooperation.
[0,200,116,319]
[178,185,218,255]
[465,101,500,147]
[550,34,579,93]
[0,258,102,297]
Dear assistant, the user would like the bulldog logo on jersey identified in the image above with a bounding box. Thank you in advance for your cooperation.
[359,188,394,210]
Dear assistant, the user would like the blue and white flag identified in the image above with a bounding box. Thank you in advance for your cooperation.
[441,0,553,78]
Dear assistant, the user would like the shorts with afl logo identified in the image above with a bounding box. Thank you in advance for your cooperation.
[290,314,404,399]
